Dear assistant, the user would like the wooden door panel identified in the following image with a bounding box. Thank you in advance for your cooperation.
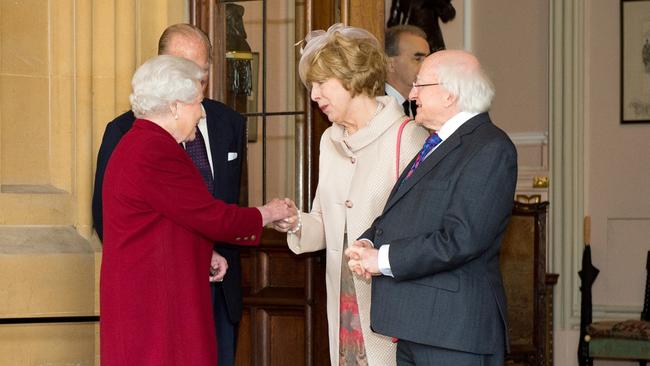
[240,231,309,299]
[266,308,306,365]
[235,309,253,366]
[236,230,328,365]
[260,250,306,289]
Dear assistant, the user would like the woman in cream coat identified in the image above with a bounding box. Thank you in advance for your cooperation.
[272,24,428,366]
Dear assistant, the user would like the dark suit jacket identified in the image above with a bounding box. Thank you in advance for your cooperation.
[360,112,517,355]
[92,99,246,323]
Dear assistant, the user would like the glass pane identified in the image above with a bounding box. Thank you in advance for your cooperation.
[264,0,306,113]
[246,114,299,207]
[245,115,263,206]
[222,0,305,207]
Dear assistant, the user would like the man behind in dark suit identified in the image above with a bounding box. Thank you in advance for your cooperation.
[384,25,430,119]
[92,23,246,366]
[346,50,517,365]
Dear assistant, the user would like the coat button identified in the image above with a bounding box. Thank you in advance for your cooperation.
[345,200,353,208]
[351,157,357,164]
[376,229,383,236]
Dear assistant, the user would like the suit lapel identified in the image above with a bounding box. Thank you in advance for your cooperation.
[203,101,230,196]
[382,113,490,213]
[383,137,460,212]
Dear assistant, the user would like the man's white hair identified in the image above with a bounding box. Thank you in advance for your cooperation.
[129,55,206,118]
[436,62,495,113]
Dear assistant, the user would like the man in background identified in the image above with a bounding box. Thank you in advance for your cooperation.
[385,25,430,118]
[92,23,246,366]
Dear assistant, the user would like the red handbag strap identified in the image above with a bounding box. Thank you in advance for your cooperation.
[395,117,411,180]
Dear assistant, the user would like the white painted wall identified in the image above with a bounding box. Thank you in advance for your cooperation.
[381,1,649,365]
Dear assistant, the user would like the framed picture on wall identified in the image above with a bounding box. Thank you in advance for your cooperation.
[621,0,650,123]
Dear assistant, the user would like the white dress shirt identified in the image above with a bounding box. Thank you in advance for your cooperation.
[385,82,413,118]
[385,82,407,105]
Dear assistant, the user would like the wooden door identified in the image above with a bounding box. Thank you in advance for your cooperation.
[190,0,336,364]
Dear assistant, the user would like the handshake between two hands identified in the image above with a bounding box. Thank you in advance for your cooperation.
[256,197,300,232]
[257,198,297,229]
[259,198,381,280]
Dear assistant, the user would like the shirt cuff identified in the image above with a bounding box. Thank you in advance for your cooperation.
[358,238,375,248]
[378,244,394,277]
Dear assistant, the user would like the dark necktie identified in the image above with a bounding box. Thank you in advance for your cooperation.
[185,128,214,194]
[402,100,411,116]
[410,100,417,118]
[402,100,418,118]
[405,132,442,179]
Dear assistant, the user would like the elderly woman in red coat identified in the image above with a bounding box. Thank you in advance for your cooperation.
[100,55,291,366]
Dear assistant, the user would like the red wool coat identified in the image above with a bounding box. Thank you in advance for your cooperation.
[100,119,262,366]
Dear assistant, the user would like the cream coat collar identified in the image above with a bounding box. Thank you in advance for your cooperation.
[329,96,406,156]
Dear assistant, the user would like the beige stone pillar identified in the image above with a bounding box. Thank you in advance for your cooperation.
[0,1,185,364]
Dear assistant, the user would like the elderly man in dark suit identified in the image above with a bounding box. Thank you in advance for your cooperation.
[346,50,517,366]
[92,23,246,366]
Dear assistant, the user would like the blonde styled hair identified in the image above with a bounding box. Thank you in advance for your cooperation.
[298,24,387,97]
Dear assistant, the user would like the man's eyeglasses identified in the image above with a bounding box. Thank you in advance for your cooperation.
[412,82,441,89]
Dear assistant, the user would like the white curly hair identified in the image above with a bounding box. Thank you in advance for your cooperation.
[129,55,206,118]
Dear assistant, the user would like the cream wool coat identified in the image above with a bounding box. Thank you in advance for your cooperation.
[288,96,428,365]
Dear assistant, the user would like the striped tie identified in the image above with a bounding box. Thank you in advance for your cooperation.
[405,132,442,179]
